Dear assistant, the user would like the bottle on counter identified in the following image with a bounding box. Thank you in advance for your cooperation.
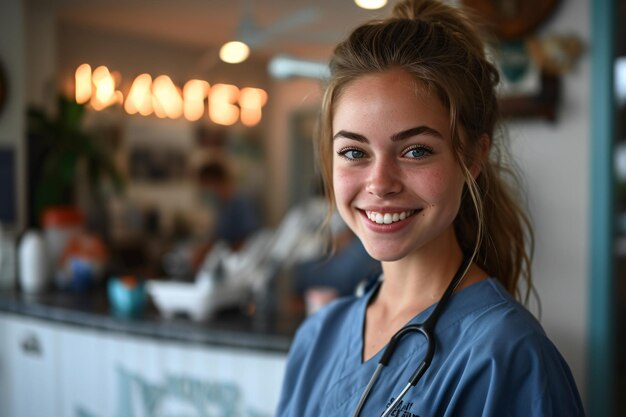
[18,229,48,293]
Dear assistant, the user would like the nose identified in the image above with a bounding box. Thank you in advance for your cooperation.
[366,157,402,197]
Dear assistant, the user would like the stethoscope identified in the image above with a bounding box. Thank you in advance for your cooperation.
[351,254,472,417]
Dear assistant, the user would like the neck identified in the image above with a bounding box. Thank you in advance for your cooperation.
[361,237,487,363]
[379,250,464,312]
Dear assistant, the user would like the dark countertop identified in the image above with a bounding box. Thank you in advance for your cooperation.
[0,287,304,354]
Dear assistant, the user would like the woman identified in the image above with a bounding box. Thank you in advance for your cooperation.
[277,0,585,416]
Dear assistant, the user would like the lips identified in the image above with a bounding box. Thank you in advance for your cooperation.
[365,209,417,225]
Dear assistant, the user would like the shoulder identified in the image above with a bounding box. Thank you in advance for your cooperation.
[437,279,585,415]
[450,279,566,375]
[453,278,544,341]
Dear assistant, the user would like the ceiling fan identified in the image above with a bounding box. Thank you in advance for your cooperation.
[219,0,322,63]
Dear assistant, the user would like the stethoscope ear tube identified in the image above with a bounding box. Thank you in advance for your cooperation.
[409,327,435,385]
[409,358,429,385]
[350,364,384,417]
[379,324,421,366]
[352,254,472,417]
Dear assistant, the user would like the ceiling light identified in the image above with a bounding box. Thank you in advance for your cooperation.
[354,0,387,10]
[219,41,250,64]
[268,55,330,80]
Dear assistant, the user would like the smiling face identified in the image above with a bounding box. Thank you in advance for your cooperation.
[332,68,467,263]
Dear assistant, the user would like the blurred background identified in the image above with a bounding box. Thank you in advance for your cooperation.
[0,0,622,416]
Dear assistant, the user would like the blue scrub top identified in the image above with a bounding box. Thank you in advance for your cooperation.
[277,278,585,417]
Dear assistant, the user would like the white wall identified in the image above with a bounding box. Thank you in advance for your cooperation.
[0,0,25,229]
[507,0,590,403]
[25,0,56,110]
[266,77,323,224]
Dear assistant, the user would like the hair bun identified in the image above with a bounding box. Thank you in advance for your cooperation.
[390,0,489,59]
[391,0,450,21]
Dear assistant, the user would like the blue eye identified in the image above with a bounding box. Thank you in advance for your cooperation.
[403,146,432,159]
[339,148,366,160]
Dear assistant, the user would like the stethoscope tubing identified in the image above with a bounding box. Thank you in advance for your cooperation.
[351,255,472,417]
[351,364,383,417]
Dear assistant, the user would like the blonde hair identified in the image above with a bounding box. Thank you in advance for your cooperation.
[316,0,534,301]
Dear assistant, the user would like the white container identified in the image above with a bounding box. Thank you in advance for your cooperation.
[147,274,217,321]
[19,230,48,293]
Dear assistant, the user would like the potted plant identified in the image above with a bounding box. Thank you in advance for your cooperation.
[27,94,124,228]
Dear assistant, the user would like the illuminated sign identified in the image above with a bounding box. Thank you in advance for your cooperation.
[74,64,268,127]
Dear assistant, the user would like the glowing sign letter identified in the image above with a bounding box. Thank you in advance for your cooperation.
[239,87,268,127]
[75,63,92,104]
[125,73,154,116]
[183,79,210,122]
[209,84,240,126]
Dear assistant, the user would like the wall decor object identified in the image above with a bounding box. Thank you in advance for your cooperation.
[461,0,584,123]
[461,0,560,40]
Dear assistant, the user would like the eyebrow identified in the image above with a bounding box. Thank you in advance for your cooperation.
[333,126,443,142]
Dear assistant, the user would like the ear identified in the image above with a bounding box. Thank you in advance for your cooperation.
[470,134,491,179]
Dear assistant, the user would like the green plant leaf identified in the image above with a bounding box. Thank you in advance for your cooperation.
[27,94,125,222]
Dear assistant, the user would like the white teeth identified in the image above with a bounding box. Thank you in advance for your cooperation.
[366,210,415,225]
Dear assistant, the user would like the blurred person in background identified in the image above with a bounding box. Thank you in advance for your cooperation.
[191,160,261,269]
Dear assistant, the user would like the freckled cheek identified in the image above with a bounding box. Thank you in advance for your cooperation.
[414,169,464,205]
[332,166,361,204]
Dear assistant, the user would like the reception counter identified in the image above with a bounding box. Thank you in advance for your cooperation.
[0,287,302,352]
[0,287,303,417]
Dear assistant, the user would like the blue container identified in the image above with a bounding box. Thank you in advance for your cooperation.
[107,276,147,318]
